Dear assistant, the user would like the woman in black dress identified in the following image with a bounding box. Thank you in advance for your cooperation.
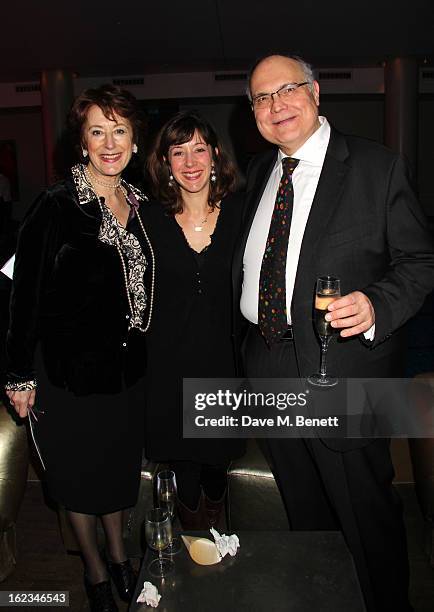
[144,112,245,528]
[5,85,153,612]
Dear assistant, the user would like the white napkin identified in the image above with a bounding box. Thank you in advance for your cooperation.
[0,254,15,279]
[210,527,240,558]
[136,581,161,607]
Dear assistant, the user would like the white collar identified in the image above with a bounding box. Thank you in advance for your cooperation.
[71,163,147,206]
[275,116,330,171]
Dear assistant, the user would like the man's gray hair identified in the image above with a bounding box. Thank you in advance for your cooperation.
[246,53,316,102]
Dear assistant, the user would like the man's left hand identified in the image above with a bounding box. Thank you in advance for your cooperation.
[325,291,375,338]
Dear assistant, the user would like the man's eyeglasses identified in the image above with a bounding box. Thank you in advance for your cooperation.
[251,82,310,110]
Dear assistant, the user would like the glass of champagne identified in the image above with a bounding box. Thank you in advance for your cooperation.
[144,508,174,578]
[156,470,182,554]
[307,275,341,387]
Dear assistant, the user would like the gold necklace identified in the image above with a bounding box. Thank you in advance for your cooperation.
[192,207,212,232]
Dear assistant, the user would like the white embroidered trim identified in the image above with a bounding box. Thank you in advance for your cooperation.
[71,164,147,205]
[71,164,149,331]
[98,201,147,331]
[5,379,37,391]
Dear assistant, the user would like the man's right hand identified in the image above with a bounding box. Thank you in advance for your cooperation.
[6,389,36,418]
[326,290,375,338]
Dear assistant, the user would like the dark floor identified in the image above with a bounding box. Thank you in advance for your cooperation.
[2,481,133,612]
[1,480,434,611]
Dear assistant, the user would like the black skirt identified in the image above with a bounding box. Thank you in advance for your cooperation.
[32,351,145,515]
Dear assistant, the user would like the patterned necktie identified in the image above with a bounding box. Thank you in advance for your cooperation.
[258,156,299,344]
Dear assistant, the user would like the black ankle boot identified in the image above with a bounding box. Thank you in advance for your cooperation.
[108,559,137,603]
[84,578,118,612]
[177,493,208,530]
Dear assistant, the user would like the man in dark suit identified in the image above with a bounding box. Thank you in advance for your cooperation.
[233,53,434,611]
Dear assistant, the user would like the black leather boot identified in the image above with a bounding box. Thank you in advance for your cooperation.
[177,492,208,530]
[84,578,118,612]
[107,559,137,603]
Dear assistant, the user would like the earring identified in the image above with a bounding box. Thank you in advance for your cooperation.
[82,149,88,158]
[168,173,174,187]
[132,144,138,154]
[210,165,216,183]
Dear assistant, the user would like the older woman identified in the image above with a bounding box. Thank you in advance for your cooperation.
[144,112,245,529]
[5,85,154,612]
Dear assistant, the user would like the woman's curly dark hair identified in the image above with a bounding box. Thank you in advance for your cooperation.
[147,112,237,214]
[68,84,146,163]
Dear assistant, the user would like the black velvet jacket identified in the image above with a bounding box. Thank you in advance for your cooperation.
[6,167,151,395]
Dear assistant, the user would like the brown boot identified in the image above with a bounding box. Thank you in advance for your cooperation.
[177,493,207,530]
[204,491,226,529]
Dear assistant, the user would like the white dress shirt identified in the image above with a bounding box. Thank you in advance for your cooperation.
[241,116,331,325]
[241,116,375,340]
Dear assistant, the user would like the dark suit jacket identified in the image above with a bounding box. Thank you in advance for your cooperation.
[232,128,434,448]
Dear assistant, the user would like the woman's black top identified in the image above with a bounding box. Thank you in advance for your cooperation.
[140,194,245,463]
[6,165,151,396]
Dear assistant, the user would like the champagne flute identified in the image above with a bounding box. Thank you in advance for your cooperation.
[144,508,174,578]
[307,275,341,387]
[156,470,182,554]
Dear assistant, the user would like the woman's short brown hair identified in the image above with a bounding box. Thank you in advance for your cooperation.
[68,84,145,162]
[147,112,237,214]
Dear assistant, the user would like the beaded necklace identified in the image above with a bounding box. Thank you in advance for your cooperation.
[84,165,122,190]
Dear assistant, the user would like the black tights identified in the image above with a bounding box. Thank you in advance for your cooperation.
[170,461,229,510]
[67,509,127,585]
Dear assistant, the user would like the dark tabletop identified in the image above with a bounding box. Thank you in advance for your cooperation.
[130,530,365,612]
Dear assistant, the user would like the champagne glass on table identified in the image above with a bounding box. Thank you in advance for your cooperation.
[307,275,341,387]
[156,470,182,554]
[144,508,174,578]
